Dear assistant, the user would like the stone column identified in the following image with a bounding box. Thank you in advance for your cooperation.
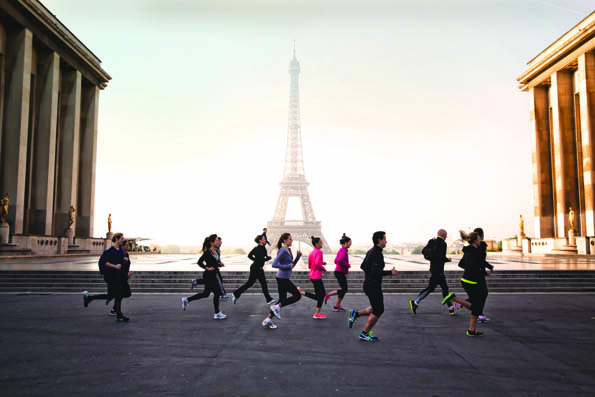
[0,28,32,234]
[76,84,99,238]
[550,70,581,237]
[529,86,555,238]
[28,51,59,236]
[578,52,595,236]
[53,69,81,236]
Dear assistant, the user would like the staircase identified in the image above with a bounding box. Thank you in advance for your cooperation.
[1,270,595,293]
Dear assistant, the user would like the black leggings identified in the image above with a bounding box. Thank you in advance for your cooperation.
[334,271,348,299]
[363,280,384,317]
[462,281,487,317]
[414,272,449,304]
[188,277,223,313]
[481,283,488,316]
[305,279,326,308]
[274,277,301,309]
[87,272,123,315]
[233,266,273,302]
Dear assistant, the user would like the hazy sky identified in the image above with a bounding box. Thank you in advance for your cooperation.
[43,0,595,247]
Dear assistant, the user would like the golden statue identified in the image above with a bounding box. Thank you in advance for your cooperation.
[108,213,112,233]
[569,206,575,231]
[0,193,9,225]
[67,205,76,230]
[519,214,525,235]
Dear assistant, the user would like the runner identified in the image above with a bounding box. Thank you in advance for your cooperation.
[324,233,352,312]
[232,234,275,305]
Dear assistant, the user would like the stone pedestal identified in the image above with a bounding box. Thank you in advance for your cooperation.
[568,229,576,247]
[64,229,74,246]
[105,232,113,250]
[0,224,8,244]
[518,233,526,247]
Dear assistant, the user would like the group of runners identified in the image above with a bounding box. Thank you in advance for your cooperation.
[83,227,493,340]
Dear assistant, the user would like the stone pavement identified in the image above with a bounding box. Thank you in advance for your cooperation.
[1,292,594,396]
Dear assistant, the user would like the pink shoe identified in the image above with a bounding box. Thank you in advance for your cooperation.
[324,294,330,304]
[313,313,327,319]
[332,305,345,312]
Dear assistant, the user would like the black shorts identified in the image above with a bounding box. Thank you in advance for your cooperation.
[363,280,384,317]
[462,281,486,317]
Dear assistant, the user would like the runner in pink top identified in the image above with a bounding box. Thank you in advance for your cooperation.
[324,233,352,312]
[302,236,328,319]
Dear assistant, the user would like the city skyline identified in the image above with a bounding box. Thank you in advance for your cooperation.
[41,0,595,247]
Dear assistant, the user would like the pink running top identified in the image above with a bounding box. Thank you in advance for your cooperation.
[334,246,351,274]
[308,248,326,279]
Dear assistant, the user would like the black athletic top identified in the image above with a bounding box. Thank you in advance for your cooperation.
[197,250,220,278]
[478,241,494,271]
[121,252,131,280]
[248,245,271,268]
[99,246,124,274]
[360,245,392,283]
[460,245,487,284]
[429,237,449,274]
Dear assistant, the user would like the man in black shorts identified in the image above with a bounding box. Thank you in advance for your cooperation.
[83,232,129,322]
[348,231,397,341]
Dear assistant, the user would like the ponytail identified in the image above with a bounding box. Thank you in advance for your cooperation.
[276,233,291,250]
[202,234,218,253]
[459,230,479,245]
[339,233,351,245]
[311,235,321,246]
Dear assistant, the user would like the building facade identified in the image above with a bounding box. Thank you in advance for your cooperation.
[0,0,110,255]
[517,12,595,254]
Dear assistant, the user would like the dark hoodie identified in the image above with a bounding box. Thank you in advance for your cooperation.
[459,245,487,284]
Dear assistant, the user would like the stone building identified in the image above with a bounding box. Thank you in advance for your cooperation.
[516,11,595,254]
[0,0,110,255]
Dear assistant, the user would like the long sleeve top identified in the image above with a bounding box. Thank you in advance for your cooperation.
[248,245,271,268]
[459,245,487,284]
[272,247,302,279]
[308,248,326,279]
[478,241,494,271]
[429,236,449,274]
[334,246,351,274]
[360,245,392,284]
[197,250,220,278]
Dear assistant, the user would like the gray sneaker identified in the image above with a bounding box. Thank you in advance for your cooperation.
[182,298,189,311]
[214,312,227,320]
[270,304,281,319]
[262,319,278,329]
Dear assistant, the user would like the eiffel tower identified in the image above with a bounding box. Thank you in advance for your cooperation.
[267,48,330,252]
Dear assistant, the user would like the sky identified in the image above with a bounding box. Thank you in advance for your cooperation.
[43,0,595,248]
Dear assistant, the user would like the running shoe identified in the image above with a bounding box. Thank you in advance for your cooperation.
[324,294,330,305]
[182,297,189,311]
[116,315,130,322]
[213,312,227,320]
[466,329,484,337]
[266,298,277,305]
[83,294,89,308]
[191,279,198,290]
[449,308,456,316]
[359,331,379,342]
[454,302,463,313]
[313,313,327,319]
[232,294,238,304]
[441,292,456,305]
[409,300,418,315]
[220,295,229,300]
[478,315,491,323]
[262,319,278,329]
[332,305,345,312]
[109,309,117,316]
[348,309,358,328]
[271,304,281,319]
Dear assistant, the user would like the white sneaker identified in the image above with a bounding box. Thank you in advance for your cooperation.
[214,312,227,320]
[262,319,278,329]
[182,298,188,311]
[270,304,281,319]
[479,315,491,323]
[266,298,276,305]
[232,294,238,304]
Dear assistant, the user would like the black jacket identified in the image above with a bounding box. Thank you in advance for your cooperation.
[429,237,449,274]
[459,245,487,284]
[197,250,220,278]
[360,245,392,283]
[248,245,271,268]
[478,241,494,271]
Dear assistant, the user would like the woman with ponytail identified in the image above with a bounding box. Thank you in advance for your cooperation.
[324,233,352,312]
[181,234,227,320]
[440,230,490,336]
[305,236,328,319]
[262,233,303,329]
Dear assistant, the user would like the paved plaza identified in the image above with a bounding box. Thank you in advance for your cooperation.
[1,289,595,395]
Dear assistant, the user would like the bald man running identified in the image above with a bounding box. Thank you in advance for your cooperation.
[409,229,460,316]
